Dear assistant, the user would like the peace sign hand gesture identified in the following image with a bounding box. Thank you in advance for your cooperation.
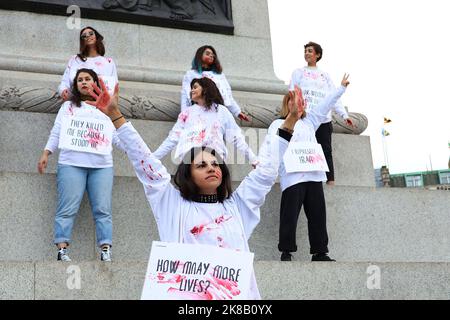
[341,73,350,87]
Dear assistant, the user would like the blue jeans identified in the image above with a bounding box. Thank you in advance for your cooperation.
[54,164,114,247]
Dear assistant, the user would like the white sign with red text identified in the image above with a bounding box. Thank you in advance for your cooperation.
[58,115,113,155]
[283,141,329,172]
[141,241,254,300]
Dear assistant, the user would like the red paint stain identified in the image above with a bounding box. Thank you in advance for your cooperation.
[83,128,110,148]
[167,288,213,300]
[190,224,205,236]
[178,112,189,123]
[157,273,185,284]
[310,154,325,164]
[141,160,154,181]
[217,236,225,248]
[214,215,231,224]
[193,129,206,144]
[191,215,232,238]
[148,164,162,178]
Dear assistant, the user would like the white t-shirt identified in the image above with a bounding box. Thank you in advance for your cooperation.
[115,122,289,299]
[45,101,124,168]
[260,86,346,191]
[58,55,118,96]
[289,66,348,122]
[153,103,256,163]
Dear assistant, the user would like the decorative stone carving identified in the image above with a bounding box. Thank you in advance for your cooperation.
[0,86,368,134]
[119,94,180,120]
[331,111,368,135]
[0,86,61,113]
[0,0,234,35]
[102,0,217,20]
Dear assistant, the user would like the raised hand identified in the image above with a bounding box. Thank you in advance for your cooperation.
[282,86,304,132]
[288,85,305,119]
[61,89,70,101]
[341,73,350,87]
[85,78,120,118]
[86,79,125,128]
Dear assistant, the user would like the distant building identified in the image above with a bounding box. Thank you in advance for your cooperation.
[374,168,383,187]
[387,169,450,189]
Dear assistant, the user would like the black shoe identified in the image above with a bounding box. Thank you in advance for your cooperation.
[311,253,336,262]
[280,252,292,261]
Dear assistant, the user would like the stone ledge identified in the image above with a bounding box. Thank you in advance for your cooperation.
[2,261,450,299]
[1,173,448,263]
[0,110,374,184]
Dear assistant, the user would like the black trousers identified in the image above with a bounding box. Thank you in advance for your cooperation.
[315,121,334,181]
[278,181,329,254]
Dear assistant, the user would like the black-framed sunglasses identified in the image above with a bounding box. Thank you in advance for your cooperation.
[80,31,95,40]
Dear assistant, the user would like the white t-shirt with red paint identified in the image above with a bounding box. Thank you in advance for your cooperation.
[259,86,347,191]
[44,101,124,168]
[289,66,348,122]
[115,122,289,299]
[153,103,256,163]
[58,55,118,96]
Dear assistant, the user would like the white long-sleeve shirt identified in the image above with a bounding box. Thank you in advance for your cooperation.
[115,121,289,299]
[44,101,124,168]
[260,86,347,191]
[153,103,256,163]
[181,69,241,117]
[58,55,118,96]
[289,67,348,122]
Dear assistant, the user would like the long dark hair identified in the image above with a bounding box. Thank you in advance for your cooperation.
[191,45,222,74]
[190,77,224,110]
[174,147,232,203]
[77,26,106,62]
[71,68,100,107]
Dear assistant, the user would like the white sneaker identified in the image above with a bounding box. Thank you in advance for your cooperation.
[57,248,71,262]
[101,246,112,262]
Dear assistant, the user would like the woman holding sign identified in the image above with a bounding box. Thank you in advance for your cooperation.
[85,78,302,299]
[58,26,118,101]
[153,77,257,166]
[180,45,250,122]
[38,68,124,262]
[261,74,350,262]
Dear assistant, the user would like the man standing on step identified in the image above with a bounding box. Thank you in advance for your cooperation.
[289,42,353,186]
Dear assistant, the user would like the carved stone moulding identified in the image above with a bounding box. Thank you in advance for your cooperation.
[0,0,234,35]
[0,85,368,134]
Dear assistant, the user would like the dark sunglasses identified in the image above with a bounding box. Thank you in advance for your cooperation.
[80,31,95,40]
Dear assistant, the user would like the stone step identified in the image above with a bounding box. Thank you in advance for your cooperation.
[1,261,449,299]
[0,110,375,186]
[1,171,448,263]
